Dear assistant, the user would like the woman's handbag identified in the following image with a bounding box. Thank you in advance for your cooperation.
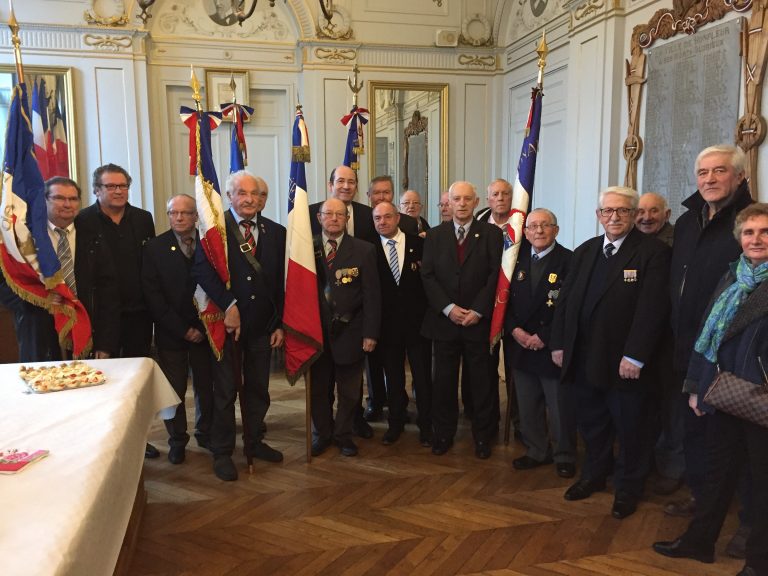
[703,366,768,428]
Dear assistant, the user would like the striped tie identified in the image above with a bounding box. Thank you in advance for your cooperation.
[605,243,615,258]
[457,225,465,244]
[241,220,256,255]
[326,239,337,270]
[55,227,76,296]
[387,239,400,284]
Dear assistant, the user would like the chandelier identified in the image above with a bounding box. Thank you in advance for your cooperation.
[137,1,334,26]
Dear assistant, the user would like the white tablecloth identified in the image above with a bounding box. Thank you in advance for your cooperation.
[0,358,180,576]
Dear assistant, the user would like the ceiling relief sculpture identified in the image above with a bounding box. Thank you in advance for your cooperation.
[508,0,566,43]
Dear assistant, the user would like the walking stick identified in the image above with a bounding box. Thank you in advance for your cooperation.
[305,371,312,463]
[230,334,254,473]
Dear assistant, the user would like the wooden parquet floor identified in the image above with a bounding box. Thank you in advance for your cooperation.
[130,375,743,576]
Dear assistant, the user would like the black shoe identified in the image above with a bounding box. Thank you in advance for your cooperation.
[353,420,374,439]
[168,446,185,465]
[651,539,714,563]
[311,438,331,457]
[382,427,402,445]
[364,406,384,422]
[431,437,453,455]
[556,462,576,478]
[475,441,492,460]
[513,455,553,470]
[419,431,432,447]
[611,492,638,519]
[338,439,358,457]
[564,478,606,501]
[248,441,283,462]
[213,455,238,481]
[145,443,160,459]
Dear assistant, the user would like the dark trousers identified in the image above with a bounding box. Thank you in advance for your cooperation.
[210,334,272,457]
[13,302,60,362]
[653,371,687,481]
[682,411,768,572]
[432,338,495,443]
[157,343,215,448]
[380,332,432,433]
[117,310,153,358]
[575,384,649,498]
[365,350,387,410]
[311,350,365,443]
[683,404,710,500]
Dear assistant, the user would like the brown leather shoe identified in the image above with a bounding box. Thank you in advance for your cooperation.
[664,496,696,517]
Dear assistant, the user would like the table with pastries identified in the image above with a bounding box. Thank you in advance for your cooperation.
[0,357,180,576]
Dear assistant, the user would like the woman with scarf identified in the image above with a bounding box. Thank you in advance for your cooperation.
[653,203,768,576]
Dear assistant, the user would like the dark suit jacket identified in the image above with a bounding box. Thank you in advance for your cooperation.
[142,230,204,351]
[397,213,419,236]
[314,234,381,365]
[375,232,427,341]
[505,241,572,378]
[193,211,285,340]
[309,200,378,244]
[420,220,503,342]
[550,226,671,390]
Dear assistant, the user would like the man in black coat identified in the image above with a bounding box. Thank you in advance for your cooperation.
[372,201,432,446]
[665,144,754,518]
[0,177,120,361]
[505,208,575,478]
[310,198,381,458]
[421,181,503,459]
[142,194,214,465]
[193,171,286,481]
[399,190,431,237]
[550,186,671,519]
[309,165,378,243]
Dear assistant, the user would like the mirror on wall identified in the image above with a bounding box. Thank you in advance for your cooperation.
[368,81,448,224]
[0,66,77,183]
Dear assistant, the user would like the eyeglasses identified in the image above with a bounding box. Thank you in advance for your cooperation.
[400,201,421,207]
[599,207,633,218]
[167,210,196,218]
[525,223,556,231]
[99,183,130,192]
[437,202,450,208]
[48,195,80,203]
[320,211,348,219]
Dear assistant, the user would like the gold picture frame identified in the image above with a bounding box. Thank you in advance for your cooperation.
[205,69,249,119]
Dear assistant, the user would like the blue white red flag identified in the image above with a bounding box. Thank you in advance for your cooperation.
[30,79,50,180]
[51,92,69,178]
[220,102,254,173]
[0,82,92,357]
[489,87,542,349]
[341,105,368,170]
[284,105,323,383]
[180,105,228,359]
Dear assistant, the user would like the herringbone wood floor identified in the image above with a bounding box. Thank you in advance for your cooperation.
[131,374,743,576]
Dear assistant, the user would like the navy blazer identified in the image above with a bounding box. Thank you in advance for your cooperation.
[505,241,572,378]
[142,230,203,351]
[314,234,381,365]
[193,211,285,340]
[550,226,670,389]
[375,232,427,341]
[420,220,503,342]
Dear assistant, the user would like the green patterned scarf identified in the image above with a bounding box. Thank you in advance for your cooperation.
[695,255,768,362]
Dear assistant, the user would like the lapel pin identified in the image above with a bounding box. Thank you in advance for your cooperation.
[171,246,177,251]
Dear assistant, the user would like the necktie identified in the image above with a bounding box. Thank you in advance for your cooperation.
[387,239,400,284]
[531,253,539,262]
[241,220,256,255]
[182,237,194,258]
[55,227,76,296]
[326,239,337,270]
[605,243,615,258]
[457,225,466,244]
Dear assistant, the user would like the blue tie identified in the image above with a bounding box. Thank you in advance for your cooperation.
[388,239,400,284]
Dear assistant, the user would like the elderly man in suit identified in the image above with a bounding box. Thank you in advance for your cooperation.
[372,201,432,446]
[399,190,430,237]
[421,181,503,459]
[506,208,576,478]
[193,170,285,481]
[310,198,381,458]
[142,194,214,464]
[438,192,453,223]
[309,165,378,243]
[0,176,120,361]
[550,186,671,519]
[636,192,674,246]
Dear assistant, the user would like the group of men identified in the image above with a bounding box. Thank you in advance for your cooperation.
[1,144,753,530]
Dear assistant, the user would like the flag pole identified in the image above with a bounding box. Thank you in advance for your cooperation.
[504,29,548,446]
[8,0,24,83]
[304,371,312,463]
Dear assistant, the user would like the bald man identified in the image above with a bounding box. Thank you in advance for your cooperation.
[636,192,673,246]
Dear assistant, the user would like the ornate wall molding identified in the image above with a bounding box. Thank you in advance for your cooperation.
[314,47,356,63]
[84,0,128,27]
[458,54,496,68]
[459,14,493,46]
[0,23,146,56]
[83,33,132,51]
[317,6,354,40]
[573,0,606,21]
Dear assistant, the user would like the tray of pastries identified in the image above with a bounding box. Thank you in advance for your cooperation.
[19,361,106,393]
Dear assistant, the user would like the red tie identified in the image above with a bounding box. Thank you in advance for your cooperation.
[326,239,337,269]
[241,220,256,255]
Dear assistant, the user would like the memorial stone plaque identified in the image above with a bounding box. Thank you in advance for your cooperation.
[642,18,741,221]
